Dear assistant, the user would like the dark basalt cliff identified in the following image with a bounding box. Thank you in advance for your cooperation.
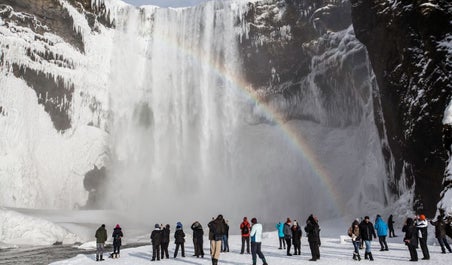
[350,0,452,216]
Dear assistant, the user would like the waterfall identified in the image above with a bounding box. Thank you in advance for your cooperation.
[96,1,388,222]
[0,0,390,225]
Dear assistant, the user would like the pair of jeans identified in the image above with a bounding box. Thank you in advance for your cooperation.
[364,240,371,254]
[222,235,229,251]
[352,240,360,254]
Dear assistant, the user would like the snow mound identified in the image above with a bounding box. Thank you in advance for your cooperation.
[0,208,81,246]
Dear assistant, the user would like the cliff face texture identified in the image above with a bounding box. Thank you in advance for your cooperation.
[350,0,452,216]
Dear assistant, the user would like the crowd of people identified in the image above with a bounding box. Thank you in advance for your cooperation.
[92,209,452,263]
[346,209,452,262]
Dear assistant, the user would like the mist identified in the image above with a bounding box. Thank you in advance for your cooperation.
[91,1,388,227]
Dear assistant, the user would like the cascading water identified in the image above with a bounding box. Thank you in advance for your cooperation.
[96,1,389,223]
[0,0,392,227]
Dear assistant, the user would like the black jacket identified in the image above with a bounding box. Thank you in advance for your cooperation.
[359,220,376,241]
[191,222,204,241]
[174,228,185,244]
[161,226,170,243]
[292,226,302,244]
[402,218,418,247]
[112,228,123,246]
[150,229,162,245]
[304,215,320,243]
[209,216,226,241]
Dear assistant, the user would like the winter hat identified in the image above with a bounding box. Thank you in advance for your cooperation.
[419,214,426,221]
[293,221,298,226]
[155,223,160,229]
[176,222,183,228]
[251,218,257,224]
[115,224,120,229]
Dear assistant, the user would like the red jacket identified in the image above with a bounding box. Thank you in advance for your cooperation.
[240,220,251,237]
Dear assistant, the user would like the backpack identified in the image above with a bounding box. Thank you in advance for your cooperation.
[242,225,249,234]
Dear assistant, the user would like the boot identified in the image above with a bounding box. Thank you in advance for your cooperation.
[364,252,368,260]
[262,257,268,265]
[353,253,357,260]
[252,257,257,265]
[212,258,218,265]
[100,254,104,261]
[369,252,373,261]
[357,254,361,261]
[96,254,99,261]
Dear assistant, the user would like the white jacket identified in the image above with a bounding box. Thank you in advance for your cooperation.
[250,223,263,243]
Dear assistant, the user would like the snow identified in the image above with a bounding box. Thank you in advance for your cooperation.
[444,100,452,125]
[0,0,442,253]
[0,208,81,246]
[51,227,452,265]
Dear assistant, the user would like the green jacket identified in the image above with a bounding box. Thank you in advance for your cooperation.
[95,226,108,243]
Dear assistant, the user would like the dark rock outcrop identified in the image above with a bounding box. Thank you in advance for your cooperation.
[350,0,452,216]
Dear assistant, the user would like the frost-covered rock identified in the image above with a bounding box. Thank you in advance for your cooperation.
[350,0,452,217]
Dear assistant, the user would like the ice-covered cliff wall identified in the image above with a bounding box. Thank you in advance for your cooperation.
[0,0,393,221]
[350,0,452,217]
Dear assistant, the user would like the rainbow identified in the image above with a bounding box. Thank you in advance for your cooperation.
[138,5,347,217]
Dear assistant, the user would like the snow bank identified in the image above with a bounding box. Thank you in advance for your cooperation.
[0,208,81,246]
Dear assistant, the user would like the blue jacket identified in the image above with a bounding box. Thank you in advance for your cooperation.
[276,222,284,237]
[374,216,388,236]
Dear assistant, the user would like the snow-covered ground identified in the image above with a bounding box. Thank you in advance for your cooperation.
[1,207,451,264]
[52,230,452,265]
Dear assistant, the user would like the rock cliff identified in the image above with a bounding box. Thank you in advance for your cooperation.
[350,0,452,216]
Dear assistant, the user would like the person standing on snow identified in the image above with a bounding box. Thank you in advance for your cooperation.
[222,219,230,252]
[208,214,226,265]
[150,223,162,261]
[191,221,205,258]
[402,217,418,261]
[374,215,389,251]
[388,214,396,237]
[291,221,302,255]
[250,217,268,265]
[240,217,251,254]
[415,214,430,260]
[275,221,286,249]
[305,215,321,261]
[174,222,186,258]
[283,218,293,256]
[161,224,170,259]
[95,224,107,262]
[112,224,123,258]
[348,219,361,261]
[359,216,376,261]
[430,215,452,253]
